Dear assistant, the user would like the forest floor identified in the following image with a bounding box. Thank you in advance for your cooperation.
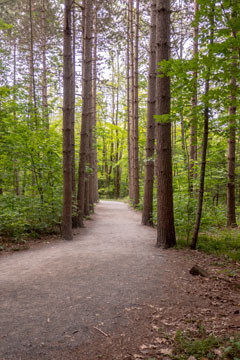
[0,201,240,360]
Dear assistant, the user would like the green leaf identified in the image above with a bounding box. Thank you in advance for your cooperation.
[154,114,171,124]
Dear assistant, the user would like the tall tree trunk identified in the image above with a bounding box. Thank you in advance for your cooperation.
[92,1,98,203]
[13,40,20,196]
[29,0,37,127]
[62,0,73,240]
[142,0,156,226]
[41,0,49,128]
[191,6,215,249]
[227,1,238,228]
[88,8,95,211]
[71,5,76,202]
[133,0,139,207]
[179,0,187,163]
[127,1,132,200]
[114,53,120,199]
[129,0,134,201]
[227,76,237,227]
[155,0,176,249]
[189,0,199,187]
[191,77,209,249]
[77,0,93,226]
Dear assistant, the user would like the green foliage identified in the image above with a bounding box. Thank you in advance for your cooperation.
[0,83,63,242]
[176,228,240,262]
[173,330,220,360]
[154,114,171,124]
[172,332,240,360]
[223,338,240,359]
[0,195,61,240]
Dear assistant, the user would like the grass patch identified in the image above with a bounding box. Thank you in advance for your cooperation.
[176,228,240,262]
[172,331,240,360]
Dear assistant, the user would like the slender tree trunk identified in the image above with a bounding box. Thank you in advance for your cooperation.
[92,2,99,204]
[142,0,156,226]
[62,0,73,240]
[191,7,215,249]
[77,0,93,226]
[114,54,120,199]
[179,0,187,163]
[227,75,237,227]
[191,77,209,249]
[41,0,49,128]
[13,40,20,196]
[189,0,199,187]
[29,0,37,127]
[227,2,238,228]
[71,5,76,202]
[155,0,176,249]
[129,0,134,201]
[127,1,132,200]
[133,0,139,207]
[88,10,95,211]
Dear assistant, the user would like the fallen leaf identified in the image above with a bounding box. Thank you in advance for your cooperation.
[158,348,172,356]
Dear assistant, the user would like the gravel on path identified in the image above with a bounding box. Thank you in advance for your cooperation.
[0,201,189,360]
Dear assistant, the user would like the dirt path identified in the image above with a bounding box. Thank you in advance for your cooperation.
[1,201,238,360]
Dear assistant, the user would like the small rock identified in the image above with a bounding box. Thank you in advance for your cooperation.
[187,356,197,360]
[190,265,209,277]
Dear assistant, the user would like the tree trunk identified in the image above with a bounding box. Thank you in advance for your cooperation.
[29,0,37,127]
[62,0,73,240]
[142,0,156,226]
[71,5,76,202]
[92,1,99,204]
[129,0,134,201]
[41,0,49,128]
[133,0,140,207]
[127,1,132,200]
[191,77,209,249]
[227,76,237,227]
[13,40,20,196]
[77,0,93,226]
[191,6,215,249]
[189,0,199,187]
[227,1,238,228]
[114,54,121,199]
[155,0,176,249]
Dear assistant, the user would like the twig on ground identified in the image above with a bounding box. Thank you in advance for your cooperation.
[93,326,109,337]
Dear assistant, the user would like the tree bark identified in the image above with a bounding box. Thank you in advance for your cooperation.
[127,1,132,200]
[227,1,238,228]
[29,0,37,127]
[191,6,215,249]
[191,77,209,249]
[71,5,76,202]
[227,75,237,227]
[129,0,134,201]
[142,0,156,226]
[92,1,99,203]
[13,40,20,196]
[62,0,73,240]
[114,53,121,199]
[133,0,140,207]
[155,0,176,249]
[77,0,93,226]
[41,0,49,128]
[189,0,199,187]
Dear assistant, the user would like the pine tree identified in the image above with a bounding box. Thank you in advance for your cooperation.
[155,0,176,248]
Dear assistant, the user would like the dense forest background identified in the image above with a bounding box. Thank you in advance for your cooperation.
[0,0,240,257]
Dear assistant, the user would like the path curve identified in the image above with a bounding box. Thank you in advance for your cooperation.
[0,201,185,360]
